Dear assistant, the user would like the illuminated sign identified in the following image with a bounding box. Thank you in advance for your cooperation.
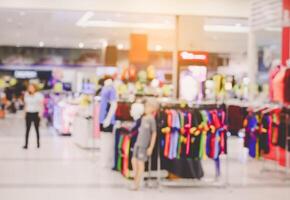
[14,71,37,79]
[179,51,208,64]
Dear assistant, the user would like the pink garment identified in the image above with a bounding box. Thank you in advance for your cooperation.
[269,66,281,101]
[93,101,100,138]
[272,68,287,103]
[185,112,192,156]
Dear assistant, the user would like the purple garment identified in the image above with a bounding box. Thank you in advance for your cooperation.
[170,131,179,159]
[99,85,117,124]
[168,111,180,159]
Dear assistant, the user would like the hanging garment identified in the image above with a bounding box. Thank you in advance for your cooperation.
[269,66,281,101]
[168,110,180,159]
[163,110,172,158]
[228,105,245,136]
[122,135,131,177]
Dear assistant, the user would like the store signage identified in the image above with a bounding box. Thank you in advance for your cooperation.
[179,51,209,64]
[129,34,148,64]
[181,51,206,60]
[14,70,37,79]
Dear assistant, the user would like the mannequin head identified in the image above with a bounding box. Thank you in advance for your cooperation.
[103,76,113,86]
[144,99,159,115]
[130,103,144,120]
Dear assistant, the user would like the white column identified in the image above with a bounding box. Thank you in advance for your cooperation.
[247,31,258,84]
[172,15,179,98]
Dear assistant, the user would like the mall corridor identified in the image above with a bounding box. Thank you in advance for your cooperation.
[0,0,290,199]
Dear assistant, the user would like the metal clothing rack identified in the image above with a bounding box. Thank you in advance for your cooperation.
[155,102,229,189]
[259,107,282,175]
[247,105,290,184]
[223,102,290,187]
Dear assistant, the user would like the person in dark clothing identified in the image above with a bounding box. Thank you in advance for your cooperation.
[23,84,44,149]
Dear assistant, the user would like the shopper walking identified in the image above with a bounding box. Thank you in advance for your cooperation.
[23,84,44,149]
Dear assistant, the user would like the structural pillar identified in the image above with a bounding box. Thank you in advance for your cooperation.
[172,15,179,98]
[282,0,290,66]
[247,30,258,84]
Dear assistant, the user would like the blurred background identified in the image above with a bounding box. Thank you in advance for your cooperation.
[0,0,289,200]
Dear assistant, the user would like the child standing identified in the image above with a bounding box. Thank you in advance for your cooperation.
[131,99,158,190]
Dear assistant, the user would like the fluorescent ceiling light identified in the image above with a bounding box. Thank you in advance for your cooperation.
[264,27,282,32]
[117,43,124,50]
[76,11,174,30]
[204,25,249,33]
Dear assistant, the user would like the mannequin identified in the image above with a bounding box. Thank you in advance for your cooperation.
[130,101,144,121]
[99,78,117,131]
[99,77,118,168]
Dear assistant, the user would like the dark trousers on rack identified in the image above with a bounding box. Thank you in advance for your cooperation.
[24,112,40,148]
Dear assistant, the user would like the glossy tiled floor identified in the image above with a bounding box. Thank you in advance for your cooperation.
[0,113,289,200]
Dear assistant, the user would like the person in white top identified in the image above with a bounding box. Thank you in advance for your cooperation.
[23,84,44,149]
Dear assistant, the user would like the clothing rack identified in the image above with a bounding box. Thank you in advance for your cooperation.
[242,103,290,184]
[111,100,290,187]
[260,106,282,174]
[283,108,290,177]
[285,114,289,175]
[155,102,229,188]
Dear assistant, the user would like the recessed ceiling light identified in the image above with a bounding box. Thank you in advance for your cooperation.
[117,44,124,50]
[99,40,108,48]
[78,42,84,48]
[235,23,242,27]
[155,45,162,51]
[39,41,44,47]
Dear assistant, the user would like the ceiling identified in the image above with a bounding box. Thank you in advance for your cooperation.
[0,0,253,52]
[0,0,251,18]
[0,9,175,50]
[0,6,281,53]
